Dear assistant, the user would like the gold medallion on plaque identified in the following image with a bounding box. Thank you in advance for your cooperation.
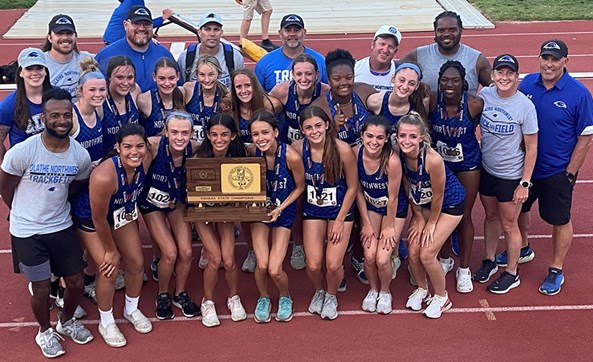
[221,164,260,193]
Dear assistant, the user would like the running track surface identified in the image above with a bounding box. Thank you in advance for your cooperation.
[1,9,593,360]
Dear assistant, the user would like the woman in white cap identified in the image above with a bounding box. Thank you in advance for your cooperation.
[0,48,53,161]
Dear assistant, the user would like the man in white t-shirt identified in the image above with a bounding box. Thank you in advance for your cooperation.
[42,14,94,99]
[0,88,93,358]
[354,25,402,91]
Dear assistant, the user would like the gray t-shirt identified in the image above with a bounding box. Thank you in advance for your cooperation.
[1,134,91,237]
[176,42,244,88]
[44,51,95,100]
[479,86,539,179]
[416,43,481,95]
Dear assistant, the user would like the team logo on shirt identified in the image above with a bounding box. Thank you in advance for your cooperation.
[553,101,567,109]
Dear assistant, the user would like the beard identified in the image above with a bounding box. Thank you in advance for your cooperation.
[46,125,72,139]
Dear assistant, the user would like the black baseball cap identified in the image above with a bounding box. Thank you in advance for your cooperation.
[280,14,304,29]
[126,5,152,23]
[540,39,568,59]
[48,14,76,33]
[493,54,519,72]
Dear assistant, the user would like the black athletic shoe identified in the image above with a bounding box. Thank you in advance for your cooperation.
[150,257,159,282]
[487,272,520,294]
[173,291,200,318]
[155,293,174,320]
[472,259,498,283]
[261,39,279,52]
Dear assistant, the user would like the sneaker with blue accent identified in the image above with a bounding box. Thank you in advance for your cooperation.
[254,297,271,323]
[150,258,159,282]
[276,296,293,322]
[451,230,460,256]
[356,269,369,285]
[338,277,347,292]
[351,256,364,274]
[488,271,520,294]
[398,238,408,260]
[539,267,564,296]
[496,243,535,266]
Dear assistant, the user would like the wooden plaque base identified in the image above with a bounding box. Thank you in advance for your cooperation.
[184,203,271,223]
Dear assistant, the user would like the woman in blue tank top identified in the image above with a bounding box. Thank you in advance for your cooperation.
[354,116,406,315]
[99,56,140,155]
[194,113,248,328]
[139,112,200,320]
[291,106,358,320]
[183,55,229,144]
[269,53,329,144]
[247,110,305,323]
[229,68,282,145]
[397,112,465,319]
[429,61,484,294]
[137,58,185,137]
[89,124,153,347]
[311,49,377,146]
[367,62,428,131]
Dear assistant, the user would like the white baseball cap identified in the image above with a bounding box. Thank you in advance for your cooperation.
[374,25,402,45]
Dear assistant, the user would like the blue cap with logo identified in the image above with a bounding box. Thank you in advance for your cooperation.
[18,48,47,69]
[199,12,223,28]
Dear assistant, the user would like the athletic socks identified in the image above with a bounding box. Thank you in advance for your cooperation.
[99,308,115,328]
[124,295,139,315]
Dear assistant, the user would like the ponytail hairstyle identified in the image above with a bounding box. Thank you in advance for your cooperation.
[248,109,279,133]
[197,113,246,158]
[195,54,229,97]
[393,62,428,122]
[106,55,135,87]
[299,105,342,184]
[77,57,105,94]
[360,115,393,176]
[291,53,320,84]
[153,57,185,111]
[396,111,432,149]
[100,123,148,162]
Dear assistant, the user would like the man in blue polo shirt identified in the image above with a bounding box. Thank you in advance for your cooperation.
[95,5,175,92]
[516,39,593,295]
[254,14,327,92]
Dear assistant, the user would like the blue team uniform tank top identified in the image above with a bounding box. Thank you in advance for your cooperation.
[102,93,140,154]
[140,88,171,137]
[429,91,480,171]
[302,138,350,219]
[186,83,221,143]
[71,104,104,222]
[327,91,370,146]
[238,115,251,144]
[107,155,145,227]
[281,81,322,144]
[256,142,297,228]
[400,146,465,210]
[139,137,192,213]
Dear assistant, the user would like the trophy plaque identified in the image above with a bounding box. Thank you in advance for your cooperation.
[184,157,271,222]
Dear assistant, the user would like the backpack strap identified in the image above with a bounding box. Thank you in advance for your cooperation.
[222,42,235,74]
[185,43,198,81]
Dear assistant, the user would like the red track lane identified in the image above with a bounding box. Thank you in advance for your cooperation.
[1,10,593,360]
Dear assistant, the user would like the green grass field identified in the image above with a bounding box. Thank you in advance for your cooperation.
[0,0,591,21]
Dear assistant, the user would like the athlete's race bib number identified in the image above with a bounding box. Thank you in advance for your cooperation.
[287,126,302,143]
[364,191,388,208]
[306,185,337,207]
[409,183,433,205]
[193,125,205,142]
[113,205,138,230]
[147,187,171,209]
[436,140,464,163]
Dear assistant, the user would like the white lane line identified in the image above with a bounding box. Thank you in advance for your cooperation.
[2,303,593,329]
[1,233,593,254]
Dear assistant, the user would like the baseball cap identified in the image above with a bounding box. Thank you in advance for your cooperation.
[126,5,152,23]
[48,14,76,33]
[199,12,223,28]
[280,14,304,29]
[493,54,519,72]
[18,48,47,69]
[374,25,402,45]
[540,39,568,59]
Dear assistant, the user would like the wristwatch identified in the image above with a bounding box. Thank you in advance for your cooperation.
[565,171,576,182]
[519,180,533,188]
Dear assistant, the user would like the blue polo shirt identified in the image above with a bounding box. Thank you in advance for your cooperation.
[95,38,175,93]
[519,70,593,179]
[254,47,328,92]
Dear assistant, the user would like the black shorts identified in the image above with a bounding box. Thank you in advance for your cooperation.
[11,226,86,282]
[521,172,574,225]
[479,170,520,203]
[421,201,465,216]
[73,217,96,233]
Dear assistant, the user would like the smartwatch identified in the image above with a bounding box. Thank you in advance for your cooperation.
[519,180,532,188]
